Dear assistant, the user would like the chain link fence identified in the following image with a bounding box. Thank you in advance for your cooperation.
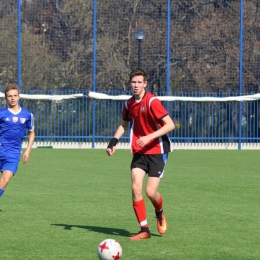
[0,1,259,147]
[0,1,259,92]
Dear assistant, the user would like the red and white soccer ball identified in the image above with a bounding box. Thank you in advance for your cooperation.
[97,239,122,260]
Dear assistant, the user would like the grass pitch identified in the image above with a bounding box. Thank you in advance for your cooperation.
[0,149,260,259]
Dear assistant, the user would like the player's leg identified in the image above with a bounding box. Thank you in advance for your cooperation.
[129,154,151,240]
[146,154,168,234]
[146,177,167,234]
[145,176,161,203]
[0,170,14,197]
[0,159,19,197]
[131,167,146,201]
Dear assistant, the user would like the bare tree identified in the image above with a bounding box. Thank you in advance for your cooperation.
[1,0,260,91]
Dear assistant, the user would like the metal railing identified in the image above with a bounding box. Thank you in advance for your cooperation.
[1,89,258,148]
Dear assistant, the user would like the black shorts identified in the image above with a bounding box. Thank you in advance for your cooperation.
[130,153,168,178]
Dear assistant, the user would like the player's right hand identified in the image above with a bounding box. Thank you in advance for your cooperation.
[106,147,115,156]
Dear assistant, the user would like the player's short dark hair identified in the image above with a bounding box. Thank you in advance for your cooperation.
[5,84,20,98]
[129,68,147,83]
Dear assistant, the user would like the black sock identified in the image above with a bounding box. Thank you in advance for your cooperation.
[141,227,150,233]
[156,209,163,218]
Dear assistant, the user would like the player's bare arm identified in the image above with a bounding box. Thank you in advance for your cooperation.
[136,115,175,147]
[106,120,128,156]
[23,130,35,164]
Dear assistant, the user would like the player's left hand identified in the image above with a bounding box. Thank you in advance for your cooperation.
[136,136,151,147]
[22,150,30,164]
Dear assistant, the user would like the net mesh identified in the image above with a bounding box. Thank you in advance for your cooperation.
[0,1,259,92]
[0,1,259,145]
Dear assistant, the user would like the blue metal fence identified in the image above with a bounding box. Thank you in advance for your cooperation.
[1,1,260,148]
[2,1,259,95]
[1,89,258,146]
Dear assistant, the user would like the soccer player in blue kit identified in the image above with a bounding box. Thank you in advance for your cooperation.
[0,84,35,198]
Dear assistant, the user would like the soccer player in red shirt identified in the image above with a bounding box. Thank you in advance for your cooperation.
[106,68,175,240]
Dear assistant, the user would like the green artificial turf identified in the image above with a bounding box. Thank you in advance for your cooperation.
[0,149,259,259]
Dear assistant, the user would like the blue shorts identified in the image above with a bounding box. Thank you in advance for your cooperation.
[0,158,20,174]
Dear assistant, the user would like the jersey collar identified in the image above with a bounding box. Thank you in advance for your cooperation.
[8,106,22,115]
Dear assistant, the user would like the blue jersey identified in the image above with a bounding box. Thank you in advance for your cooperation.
[0,107,34,159]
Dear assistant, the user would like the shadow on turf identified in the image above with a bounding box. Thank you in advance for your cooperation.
[51,224,161,237]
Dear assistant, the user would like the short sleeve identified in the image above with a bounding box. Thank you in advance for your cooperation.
[150,98,168,120]
[26,112,35,131]
[122,101,130,121]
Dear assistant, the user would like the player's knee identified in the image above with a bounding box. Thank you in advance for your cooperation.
[145,187,156,200]
[0,181,8,189]
[1,176,12,187]
[131,183,142,195]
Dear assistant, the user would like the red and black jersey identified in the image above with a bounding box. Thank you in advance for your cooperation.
[122,92,172,155]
